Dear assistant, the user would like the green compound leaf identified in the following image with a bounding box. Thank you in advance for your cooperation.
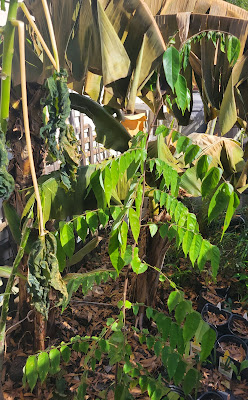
[37,352,50,384]
[49,348,61,375]
[25,356,38,392]
[183,311,201,342]
[163,47,180,92]
[60,222,75,258]
[201,167,222,197]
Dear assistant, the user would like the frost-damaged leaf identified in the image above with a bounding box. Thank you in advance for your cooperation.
[37,352,50,384]
[25,356,38,392]
[208,182,233,223]
[27,233,68,318]
[163,47,180,92]
[60,222,75,258]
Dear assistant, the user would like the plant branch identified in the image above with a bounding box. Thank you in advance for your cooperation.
[41,0,60,72]
[20,2,57,70]
[12,20,45,236]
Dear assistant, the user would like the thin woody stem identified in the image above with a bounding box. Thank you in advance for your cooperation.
[12,20,45,236]
[20,2,57,70]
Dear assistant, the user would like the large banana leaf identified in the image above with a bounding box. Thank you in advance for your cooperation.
[14,0,165,112]
[188,133,245,176]
[69,92,131,152]
[157,0,248,19]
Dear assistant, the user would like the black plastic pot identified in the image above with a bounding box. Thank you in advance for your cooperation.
[198,391,225,400]
[228,314,248,342]
[215,334,248,380]
[161,385,193,400]
[202,304,231,335]
[198,289,225,312]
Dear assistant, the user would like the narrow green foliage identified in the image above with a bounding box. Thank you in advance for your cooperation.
[163,47,180,92]
[60,222,75,258]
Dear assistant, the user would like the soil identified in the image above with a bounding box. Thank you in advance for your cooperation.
[217,342,246,363]
[2,236,248,399]
[203,311,228,326]
[201,291,223,306]
[230,318,248,339]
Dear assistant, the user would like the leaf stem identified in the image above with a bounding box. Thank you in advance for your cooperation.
[19,2,57,70]
[12,20,45,236]
[41,0,60,72]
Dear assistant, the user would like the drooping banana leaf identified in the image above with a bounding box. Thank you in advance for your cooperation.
[16,0,165,111]
[69,92,131,152]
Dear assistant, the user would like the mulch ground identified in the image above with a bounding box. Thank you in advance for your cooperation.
[2,237,248,400]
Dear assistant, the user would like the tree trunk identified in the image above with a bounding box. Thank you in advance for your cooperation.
[7,84,47,351]
[131,210,171,326]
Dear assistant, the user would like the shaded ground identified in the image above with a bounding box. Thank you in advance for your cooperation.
[2,234,248,400]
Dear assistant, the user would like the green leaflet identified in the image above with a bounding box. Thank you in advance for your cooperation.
[183,368,199,395]
[27,232,68,318]
[208,182,234,223]
[222,191,240,239]
[60,221,75,258]
[129,208,140,243]
[196,155,212,181]
[24,356,38,392]
[167,291,183,313]
[49,348,61,375]
[37,352,50,384]
[163,47,180,93]
[200,327,216,361]
[183,311,201,342]
[227,35,240,66]
[201,167,223,197]
[184,144,201,165]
